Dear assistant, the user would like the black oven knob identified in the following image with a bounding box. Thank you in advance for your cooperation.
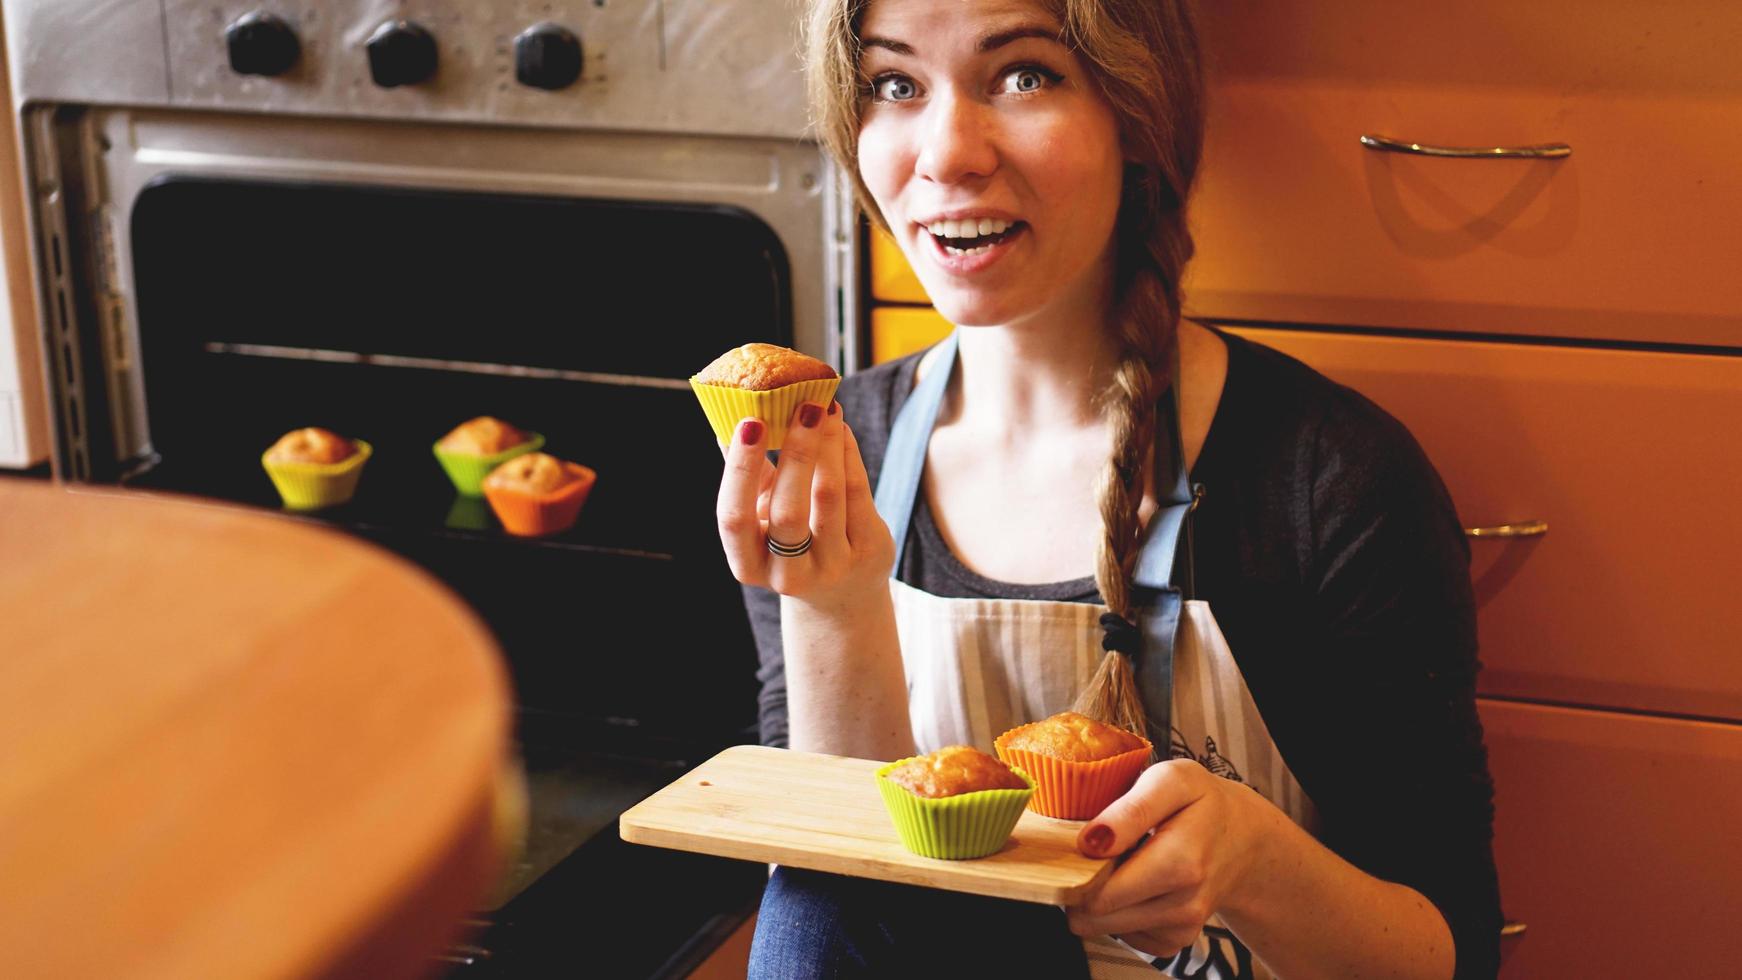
[225,12,301,77]
[514,23,584,90]
[366,20,438,88]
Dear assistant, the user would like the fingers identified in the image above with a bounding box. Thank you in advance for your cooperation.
[1079,760,1206,860]
[841,421,889,558]
[1066,892,1206,949]
[766,401,828,550]
[807,402,848,556]
[717,417,772,583]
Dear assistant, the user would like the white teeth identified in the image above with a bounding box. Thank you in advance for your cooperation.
[943,244,993,256]
[927,218,1012,240]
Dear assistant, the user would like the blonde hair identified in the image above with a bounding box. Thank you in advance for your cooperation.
[805,0,1205,737]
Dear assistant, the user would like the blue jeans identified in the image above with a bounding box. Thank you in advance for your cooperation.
[748,866,1092,979]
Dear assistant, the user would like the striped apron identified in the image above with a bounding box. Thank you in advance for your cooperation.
[873,332,1317,980]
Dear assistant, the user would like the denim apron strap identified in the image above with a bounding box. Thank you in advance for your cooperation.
[874,330,960,569]
[1130,367,1195,748]
[871,329,1194,748]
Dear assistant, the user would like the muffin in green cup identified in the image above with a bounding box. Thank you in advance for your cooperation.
[875,746,1035,860]
[432,416,543,496]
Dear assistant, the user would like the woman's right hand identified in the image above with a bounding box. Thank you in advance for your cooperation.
[716,400,895,610]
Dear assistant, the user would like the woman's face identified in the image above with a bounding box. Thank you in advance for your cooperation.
[856,0,1125,329]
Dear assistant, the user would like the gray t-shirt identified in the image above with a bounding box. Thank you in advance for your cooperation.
[741,328,1501,978]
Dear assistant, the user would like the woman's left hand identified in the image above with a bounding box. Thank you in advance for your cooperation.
[1064,759,1278,957]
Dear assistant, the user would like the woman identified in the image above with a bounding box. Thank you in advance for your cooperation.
[717,0,1501,977]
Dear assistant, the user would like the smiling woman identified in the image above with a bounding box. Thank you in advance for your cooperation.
[723,1,1502,978]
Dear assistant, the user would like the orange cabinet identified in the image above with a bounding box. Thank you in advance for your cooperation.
[1228,327,1742,722]
[869,306,951,366]
[1186,0,1742,348]
[1478,698,1742,977]
[868,226,929,305]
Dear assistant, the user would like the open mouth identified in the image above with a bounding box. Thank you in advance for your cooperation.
[925,219,1026,256]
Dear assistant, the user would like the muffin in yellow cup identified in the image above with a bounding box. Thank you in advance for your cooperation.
[875,746,1034,860]
[995,712,1152,821]
[432,416,543,496]
[260,428,371,511]
[691,343,840,451]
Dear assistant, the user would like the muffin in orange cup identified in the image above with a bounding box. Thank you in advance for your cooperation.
[690,343,839,451]
[994,712,1152,820]
[481,452,596,537]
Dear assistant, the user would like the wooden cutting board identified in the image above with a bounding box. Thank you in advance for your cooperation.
[619,744,1113,905]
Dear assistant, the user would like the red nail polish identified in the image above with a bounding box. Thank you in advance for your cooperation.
[799,403,823,428]
[1082,823,1114,856]
[739,418,765,445]
[827,401,839,416]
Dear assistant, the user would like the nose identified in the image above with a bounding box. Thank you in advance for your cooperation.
[913,91,998,186]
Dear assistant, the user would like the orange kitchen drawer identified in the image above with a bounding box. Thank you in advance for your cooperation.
[1228,327,1742,720]
[870,306,952,365]
[868,226,929,305]
[1479,699,1742,977]
[1186,0,1742,348]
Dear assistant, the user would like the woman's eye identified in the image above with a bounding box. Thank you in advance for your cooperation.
[1001,66,1060,95]
[871,75,920,102]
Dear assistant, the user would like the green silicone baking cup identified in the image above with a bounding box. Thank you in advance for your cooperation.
[875,758,1035,860]
[431,432,545,497]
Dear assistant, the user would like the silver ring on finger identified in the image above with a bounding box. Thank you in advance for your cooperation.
[766,531,813,558]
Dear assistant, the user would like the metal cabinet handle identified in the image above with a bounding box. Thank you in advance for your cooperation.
[1360,134,1572,159]
[1464,520,1548,539]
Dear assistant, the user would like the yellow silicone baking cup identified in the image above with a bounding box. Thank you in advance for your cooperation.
[261,440,372,511]
[875,758,1035,860]
[432,432,545,497]
[994,727,1153,821]
[690,377,841,451]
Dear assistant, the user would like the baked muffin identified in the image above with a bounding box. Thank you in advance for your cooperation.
[260,427,372,510]
[438,416,532,456]
[264,427,357,465]
[995,712,1153,820]
[690,343,841,451]
[432,416,545,496]
[693,343,839,390]
[483,452,576,496]
[1000,711,1148,764]
[875,746,1034,860]
[885,745,1030,799]
[480,452,596,537]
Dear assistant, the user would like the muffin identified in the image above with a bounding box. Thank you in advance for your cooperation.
[875,745,1034,860]
[885,745,1031,798]
[438,416,531,455]
[432,416,544,496]
[260,427,372,510]
[690,343,840,451]
[995,712,1153,820]
[481,452,596,537]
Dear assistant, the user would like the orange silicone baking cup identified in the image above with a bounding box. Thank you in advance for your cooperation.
[481,462,596,537]
[993,725,1153,820]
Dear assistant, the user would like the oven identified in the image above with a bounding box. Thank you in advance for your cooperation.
[4,1,861,973]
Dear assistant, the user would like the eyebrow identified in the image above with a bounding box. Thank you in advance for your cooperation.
[860,23,1062,57]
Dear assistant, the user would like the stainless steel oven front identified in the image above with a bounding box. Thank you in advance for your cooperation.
[5,1,857,973]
